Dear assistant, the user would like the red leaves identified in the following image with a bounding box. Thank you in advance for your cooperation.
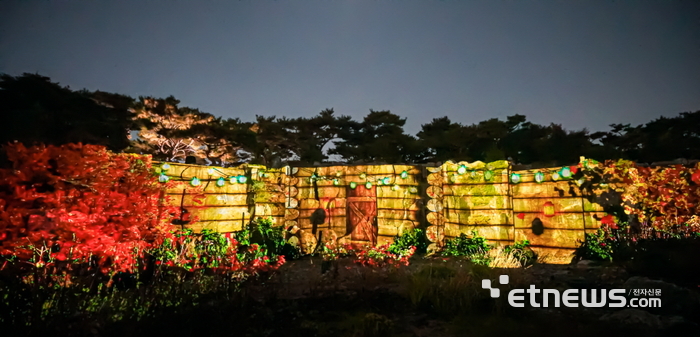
[0,143,180,273]
[590,159,700,234]
[692,170,700,185]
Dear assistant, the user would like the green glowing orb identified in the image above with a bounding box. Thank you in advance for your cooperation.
[510,173,521,184]
[535,172,545,183]
[457,165,467,175]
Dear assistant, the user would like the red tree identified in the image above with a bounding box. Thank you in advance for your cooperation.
[0,143,179,273]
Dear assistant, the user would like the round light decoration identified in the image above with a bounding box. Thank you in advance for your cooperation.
[391,184,399,191]
[229,177,237,184]
[161,163,171,171]
[543,201,556,217]
[560,167,572,179]
[216,177,226,187]
[360,173,367,179]
[552,172,561,181]
[207,168,215,175]
[484,170,494,181]
[470,171,477,178]
[158,173,169,183]
[377,179,383,186]
[534,172,545,183]
[457,165,467,175]
[350,182,357,189]
[190,177,201,187]
[400,171,408,179]
[237,175,247,184]
[382,177,390,185]
[333,178,340,186]
[510,173,521,184]
[408,186,418,194]
[365,182,372,189]
[449,174,457,183]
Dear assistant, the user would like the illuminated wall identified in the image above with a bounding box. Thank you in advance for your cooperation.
[156,160,605,261]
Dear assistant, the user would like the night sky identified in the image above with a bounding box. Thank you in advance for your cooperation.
[1,0,699,135]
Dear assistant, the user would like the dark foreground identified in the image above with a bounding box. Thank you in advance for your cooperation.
[3,257,699,337]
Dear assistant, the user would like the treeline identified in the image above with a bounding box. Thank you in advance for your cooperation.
[2,73,699,167]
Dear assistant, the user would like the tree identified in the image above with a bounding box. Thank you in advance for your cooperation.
[287,109,352,165]
[331,110,418,164]
[129,96,215,162]
[416,117,472,163]
[0,73,133,151]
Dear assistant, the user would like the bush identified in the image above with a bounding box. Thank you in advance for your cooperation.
[0,143,179,274]
[389,227,428,255]
[441,231,493,265]
[503,239,536,267]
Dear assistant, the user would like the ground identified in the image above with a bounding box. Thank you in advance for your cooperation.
[28,256,697,337]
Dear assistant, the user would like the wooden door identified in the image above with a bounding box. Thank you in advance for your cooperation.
[346,185,378,246]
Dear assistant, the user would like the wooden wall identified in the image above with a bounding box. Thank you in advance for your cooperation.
[156,160,606,262]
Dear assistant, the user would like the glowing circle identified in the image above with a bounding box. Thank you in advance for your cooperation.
[457,166,467,175]
[158,174,169,183]
[190,177,201,187]
[350,182,357,189]
[216,177,225,187]
[510,173,521,184]
[535,172,545,183]
[560,167,572,178]
[237,175,247,184]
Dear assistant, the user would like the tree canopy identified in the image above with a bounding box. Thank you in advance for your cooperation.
[2,72,698,166]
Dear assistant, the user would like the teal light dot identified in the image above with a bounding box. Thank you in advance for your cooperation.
[190,177,201,187]
[365,182,372,189]
[216,177,225,187]
[400,171,408,179]
[457,166,467,175]
[237,175,247,184]
[535,172,545,183]
[382,177,390,185]
[560,167,572,178]
[350,182,357,189]
[161,163,171,170]
[510,173,521,184]
[158,173,169,183]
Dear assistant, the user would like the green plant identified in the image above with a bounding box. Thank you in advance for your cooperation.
[575,227,614,261]
[239,217,300,260]
[389,227,429,255]
[503,240,536,267]
[441,231,493,265]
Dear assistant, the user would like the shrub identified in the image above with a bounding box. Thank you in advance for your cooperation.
[503,239,536,267]
[0,143,179,274]
[441,231,493,265]
[389,227,428,255]
[354,243,416,268]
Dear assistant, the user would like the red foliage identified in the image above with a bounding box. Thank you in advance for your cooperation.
[590,159,700,233]
[0,143,180,273]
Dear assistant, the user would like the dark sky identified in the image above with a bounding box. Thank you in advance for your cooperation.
[1,0,699,135]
